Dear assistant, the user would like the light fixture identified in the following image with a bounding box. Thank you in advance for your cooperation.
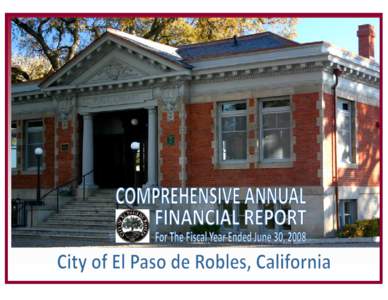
[34,147,43,156]
[131,142,140,150]
[34,147,43,203]
[131,118,138,126]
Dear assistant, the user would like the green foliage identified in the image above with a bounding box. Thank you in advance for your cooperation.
[123,217,143,231]
[337,219,379,238]
[190,224,221,235]
[12,56,52,82]
[118,17,298,46]
[12,17,298,79]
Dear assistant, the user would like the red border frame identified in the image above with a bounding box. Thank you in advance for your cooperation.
[4,12,383,284]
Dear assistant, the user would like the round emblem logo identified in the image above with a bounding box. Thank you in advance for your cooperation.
[116,209,149,242]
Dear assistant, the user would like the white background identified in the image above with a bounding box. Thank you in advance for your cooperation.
[0,0,387,298]
[8,247,380,281]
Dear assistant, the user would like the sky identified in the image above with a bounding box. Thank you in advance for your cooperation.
[296,18,380,61]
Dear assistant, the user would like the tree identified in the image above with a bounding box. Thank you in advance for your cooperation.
[12,56,52,83]
[12,17,297,80]
[123,217,143,231]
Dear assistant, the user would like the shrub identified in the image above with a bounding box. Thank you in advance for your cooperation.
[337,219,380,238]
[190,224,221,235]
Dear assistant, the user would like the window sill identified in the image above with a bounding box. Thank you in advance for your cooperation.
[215,161,294,169]
[256,161,293,169]
[216,162,250,170]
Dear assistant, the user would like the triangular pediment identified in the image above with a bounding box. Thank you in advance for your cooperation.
[69,49,159,86]
[83,58,144,84]
[40,31,188,89]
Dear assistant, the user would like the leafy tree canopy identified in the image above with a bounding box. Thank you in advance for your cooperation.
[12,17,297,82]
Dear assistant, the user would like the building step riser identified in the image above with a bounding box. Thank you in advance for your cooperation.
[12,239,113,247]
[38,225,114,230]
[63,203,116,206]
[55,214,114,219]
[43,221,114,227]
[60,208,116,213]
[76,200,116,203]
[13,233,113,240]
[48,217,114,222]
[62,207,118,210]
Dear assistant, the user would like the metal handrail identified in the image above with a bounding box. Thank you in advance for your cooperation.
[40,169,94,213]
[12,170,94,226]
[12,198,27,227]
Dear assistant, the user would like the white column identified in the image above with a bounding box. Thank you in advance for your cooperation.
[81,113,96,187]
[147,107,157,186]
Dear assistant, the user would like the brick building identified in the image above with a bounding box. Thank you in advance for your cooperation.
[11,25,380,240]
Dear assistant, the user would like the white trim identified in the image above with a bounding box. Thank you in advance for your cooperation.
[336,98,356,166]
[338,199,358,229]
[190,43,327,70]
[258,96,292,163]
[40,33,187,89]
[217,100,249,164]
[23,119,44,171]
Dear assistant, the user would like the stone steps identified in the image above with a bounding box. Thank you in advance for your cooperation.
[48,215,113,222]
[60,207,116,212]
[61,206,116,211]
[12,227,115,247]
[81,198,116,202]
[53,213,115,219]
[12,227,114,240]
[42,220,114,228]
[63,202,116,207]
[11,190,133,247]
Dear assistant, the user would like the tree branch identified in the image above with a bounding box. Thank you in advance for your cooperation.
[13,18,61,70]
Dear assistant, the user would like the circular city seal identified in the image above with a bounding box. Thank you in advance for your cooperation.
[116,209,149,242]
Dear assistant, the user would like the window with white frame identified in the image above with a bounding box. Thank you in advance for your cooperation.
[238,201,248,229]
[339,199,357,228]
[259,98,291,162]
[262,202,291,231]
[11,122,18,169]
[336,99,356,165]
[222,200,248,231]
[218,101,247,162]
[25,120,43,169]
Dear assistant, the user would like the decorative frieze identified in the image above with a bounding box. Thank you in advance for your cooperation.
[56,95,75,129]
[79,90,154,113]
[85,60,143,84]
[153,83,186,122]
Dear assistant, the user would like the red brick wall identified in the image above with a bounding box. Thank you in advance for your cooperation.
[323,93,380,186]
[12,117,55,189]
[56,120,75,185]
[185,93,321,187]
[160,111,181,186]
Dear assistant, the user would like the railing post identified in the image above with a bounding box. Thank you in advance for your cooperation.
[83,175,86,201]
[23,201,27,227]
[56,189,59,213]
[30,205,33,227]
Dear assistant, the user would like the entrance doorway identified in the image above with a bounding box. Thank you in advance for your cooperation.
[93,109,148,188]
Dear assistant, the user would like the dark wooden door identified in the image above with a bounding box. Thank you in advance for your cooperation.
[94,135,128,187]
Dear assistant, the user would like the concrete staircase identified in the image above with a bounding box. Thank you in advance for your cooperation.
[12,189,120,247]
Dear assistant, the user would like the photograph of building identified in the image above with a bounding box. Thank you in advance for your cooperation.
[10,19,380,246]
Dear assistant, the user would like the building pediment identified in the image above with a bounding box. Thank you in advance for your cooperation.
[68,49,161,86]
[40,31,189,89]
[83,59,144,84]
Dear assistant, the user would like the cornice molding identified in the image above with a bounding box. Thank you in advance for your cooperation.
[12,55,379,104]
